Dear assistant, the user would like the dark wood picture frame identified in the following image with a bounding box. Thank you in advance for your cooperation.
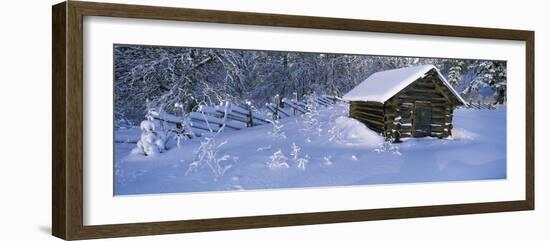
[52,1,535,240]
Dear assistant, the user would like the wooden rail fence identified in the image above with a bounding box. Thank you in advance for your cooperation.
[147,95,341,140]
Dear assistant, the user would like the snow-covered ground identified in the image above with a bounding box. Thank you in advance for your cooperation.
[114,104,506,195]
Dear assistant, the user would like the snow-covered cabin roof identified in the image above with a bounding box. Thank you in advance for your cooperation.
[343,65,466,105]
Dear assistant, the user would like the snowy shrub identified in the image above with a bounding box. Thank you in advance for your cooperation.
[295,155,309,170]
[268,120,286,139]
[131,120,168,156]
[186,137,233,180]
[290,142,308,170]
[374,140,401,155]
[114,162,126,186]
[290,142,301,160]
[449,128,478,141]
[326,102,350,134]
[256,145,272,152]
[267,149,290,169]
[323,156,333,166]
[302,93,323,136]
[327,125,344,144]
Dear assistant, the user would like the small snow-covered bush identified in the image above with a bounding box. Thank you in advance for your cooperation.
[374,140,401,155]
[131,120,168,156]
[449,128,478,141]
[268,120,286,139]
[290,142,308,170]
[302,93,323,136]
[186,137,233,180]
[256,145,272,152]
[290,142,301,160]
[295,155,309,170]
[267,149,289,169]
[323,156,333,166]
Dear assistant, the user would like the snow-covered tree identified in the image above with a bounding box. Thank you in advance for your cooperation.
[131,119,168,156]
[447,61,464,87]
[461,61,507,103]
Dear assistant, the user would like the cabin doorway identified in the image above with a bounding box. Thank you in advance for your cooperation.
[413,101,432,137]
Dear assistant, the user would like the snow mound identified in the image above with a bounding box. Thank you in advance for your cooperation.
[332,116,384,148]
[450,128,478,140]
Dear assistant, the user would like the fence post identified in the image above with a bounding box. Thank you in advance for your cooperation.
[221,101,230,128]
[293,92,298,115]
[246,102,253,127]
[273,95,280,120]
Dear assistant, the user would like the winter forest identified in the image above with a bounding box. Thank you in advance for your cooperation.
[114,44,507,195]
[114,44,506,128]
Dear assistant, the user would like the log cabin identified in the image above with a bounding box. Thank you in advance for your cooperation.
[343,65,466,140]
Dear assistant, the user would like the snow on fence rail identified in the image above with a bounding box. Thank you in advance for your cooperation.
[458,102,497,110]
[147,95,341,141]
[277,95,339,118]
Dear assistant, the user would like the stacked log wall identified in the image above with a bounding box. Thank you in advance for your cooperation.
[385,71,455,138]
[349,101,385,134]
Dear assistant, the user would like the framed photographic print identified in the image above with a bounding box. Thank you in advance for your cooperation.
[52,1,534,240]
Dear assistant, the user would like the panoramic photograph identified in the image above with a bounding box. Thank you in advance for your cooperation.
[113,44,507,195]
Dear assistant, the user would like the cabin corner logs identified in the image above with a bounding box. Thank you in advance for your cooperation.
[346,66,465,141]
